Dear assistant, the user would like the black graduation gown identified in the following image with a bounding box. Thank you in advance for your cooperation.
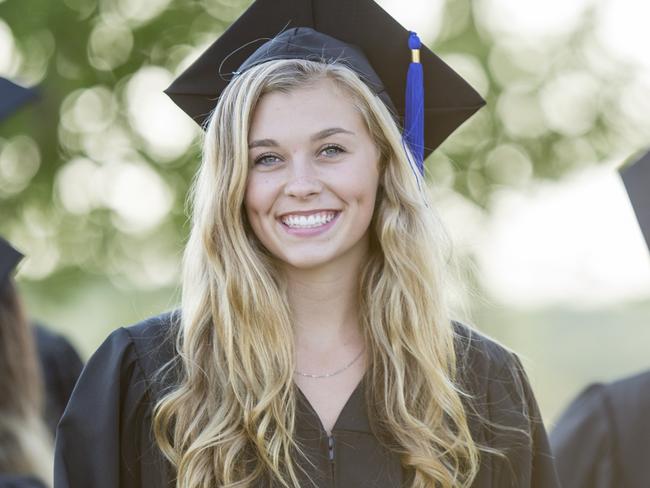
[0,476,47,488]
[550,370,650,488]
[55,312,559,488]
[33,324,84,434]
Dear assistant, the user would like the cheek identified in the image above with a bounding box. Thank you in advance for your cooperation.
[244,173,280,233]
[243,189,268,247]
[336,161,380,210]
[244,182,264,238]
[356,172,380,222]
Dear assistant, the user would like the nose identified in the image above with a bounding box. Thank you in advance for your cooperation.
[283,158,323,199]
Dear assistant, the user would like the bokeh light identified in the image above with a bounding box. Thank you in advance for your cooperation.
[596,0,650,70]
[484,144,533,187]
[99,156,174,234]
[202,0,249,22]
[442,53,490,99]
[378,0,445,42]
[87,21,134,71]
[488,40,551,88]
[477,165,650,307]
[539,71,600,136]
[475,0,592,39]
[125,66,199,161]
[107,0,175,27]
[0,136,41,197]
[12,205,62,280]
[497,86,548,139]
[55,157,102,215]
[0,19,21,77]
[60,85,118,134]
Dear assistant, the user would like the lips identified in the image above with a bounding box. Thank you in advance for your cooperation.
[280,210,339,229]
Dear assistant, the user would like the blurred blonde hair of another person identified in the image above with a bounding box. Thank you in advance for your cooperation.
[0,277,53,487]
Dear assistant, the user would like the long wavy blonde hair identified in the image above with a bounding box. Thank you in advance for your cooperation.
[153,59,481,487]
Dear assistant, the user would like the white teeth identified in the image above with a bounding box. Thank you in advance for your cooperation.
[281,211,336,229]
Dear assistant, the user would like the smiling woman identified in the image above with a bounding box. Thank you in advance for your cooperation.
[54,1,560,487]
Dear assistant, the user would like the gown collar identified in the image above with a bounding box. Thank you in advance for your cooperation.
[294,376,372,434]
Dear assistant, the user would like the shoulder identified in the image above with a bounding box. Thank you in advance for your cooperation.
[55,312,179,487]
[452,321,520,383]
[57,310,180,438]
[121,309,179,360]
[33,322,82,362]
[551,382,611,450]
[553,369,650,486]
[552,369,650,442]
[75,310,180,402]
[453,322,560,486]
[452,321,537,431]
[112,310,180,388]
[603,369,650,411]
[451,321,533,421]
[602,370,650,440]
[550,382,618,486]
[604,371,650,482]
[32,322,83,381]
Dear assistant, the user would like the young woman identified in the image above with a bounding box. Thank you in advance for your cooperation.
[55,1,560,487]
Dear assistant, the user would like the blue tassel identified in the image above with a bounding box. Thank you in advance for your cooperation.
[404,31,425,175]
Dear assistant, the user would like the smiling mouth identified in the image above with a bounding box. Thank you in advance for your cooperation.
[280,211,339,229]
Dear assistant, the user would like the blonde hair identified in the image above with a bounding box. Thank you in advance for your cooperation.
[0,281,53,485]
[154,59,481,487]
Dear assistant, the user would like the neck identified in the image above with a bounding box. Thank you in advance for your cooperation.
[284,260,364,350]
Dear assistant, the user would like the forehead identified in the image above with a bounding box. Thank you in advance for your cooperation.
[249,78,368,138]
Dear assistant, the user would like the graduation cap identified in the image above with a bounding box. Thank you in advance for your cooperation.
[0,237,24,286]
[0,77,37,122]
[165,0,485,171]
[620,150,650,252]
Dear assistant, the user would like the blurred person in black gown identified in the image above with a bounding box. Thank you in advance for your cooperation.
[0,77,84,436]
[0,238,51,487]
[550,150,650,488]
[32,324,83,434]
[55,1,560,487]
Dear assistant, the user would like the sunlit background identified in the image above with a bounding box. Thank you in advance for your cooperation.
[1,0,649,424]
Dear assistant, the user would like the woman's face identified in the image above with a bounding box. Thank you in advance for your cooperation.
[245,78,381,272]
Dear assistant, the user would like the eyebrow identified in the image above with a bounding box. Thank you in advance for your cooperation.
[248,127,355,149]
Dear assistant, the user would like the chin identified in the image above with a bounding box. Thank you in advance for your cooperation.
[282,254,334,270]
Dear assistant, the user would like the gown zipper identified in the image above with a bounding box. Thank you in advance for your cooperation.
[328,434,336,485]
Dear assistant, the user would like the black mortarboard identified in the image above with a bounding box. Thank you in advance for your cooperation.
[165,0,485,159]
[0,237,23,285]
[621,150,650,252]
[0,77,37,122]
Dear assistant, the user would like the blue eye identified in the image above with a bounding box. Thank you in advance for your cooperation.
[320,144,345,157]
[254,153,281,166]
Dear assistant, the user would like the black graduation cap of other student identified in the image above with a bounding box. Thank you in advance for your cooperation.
[620,150,650,252]
[165,0,486,166]
[0,77,37,122]
[0,237,24,287]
